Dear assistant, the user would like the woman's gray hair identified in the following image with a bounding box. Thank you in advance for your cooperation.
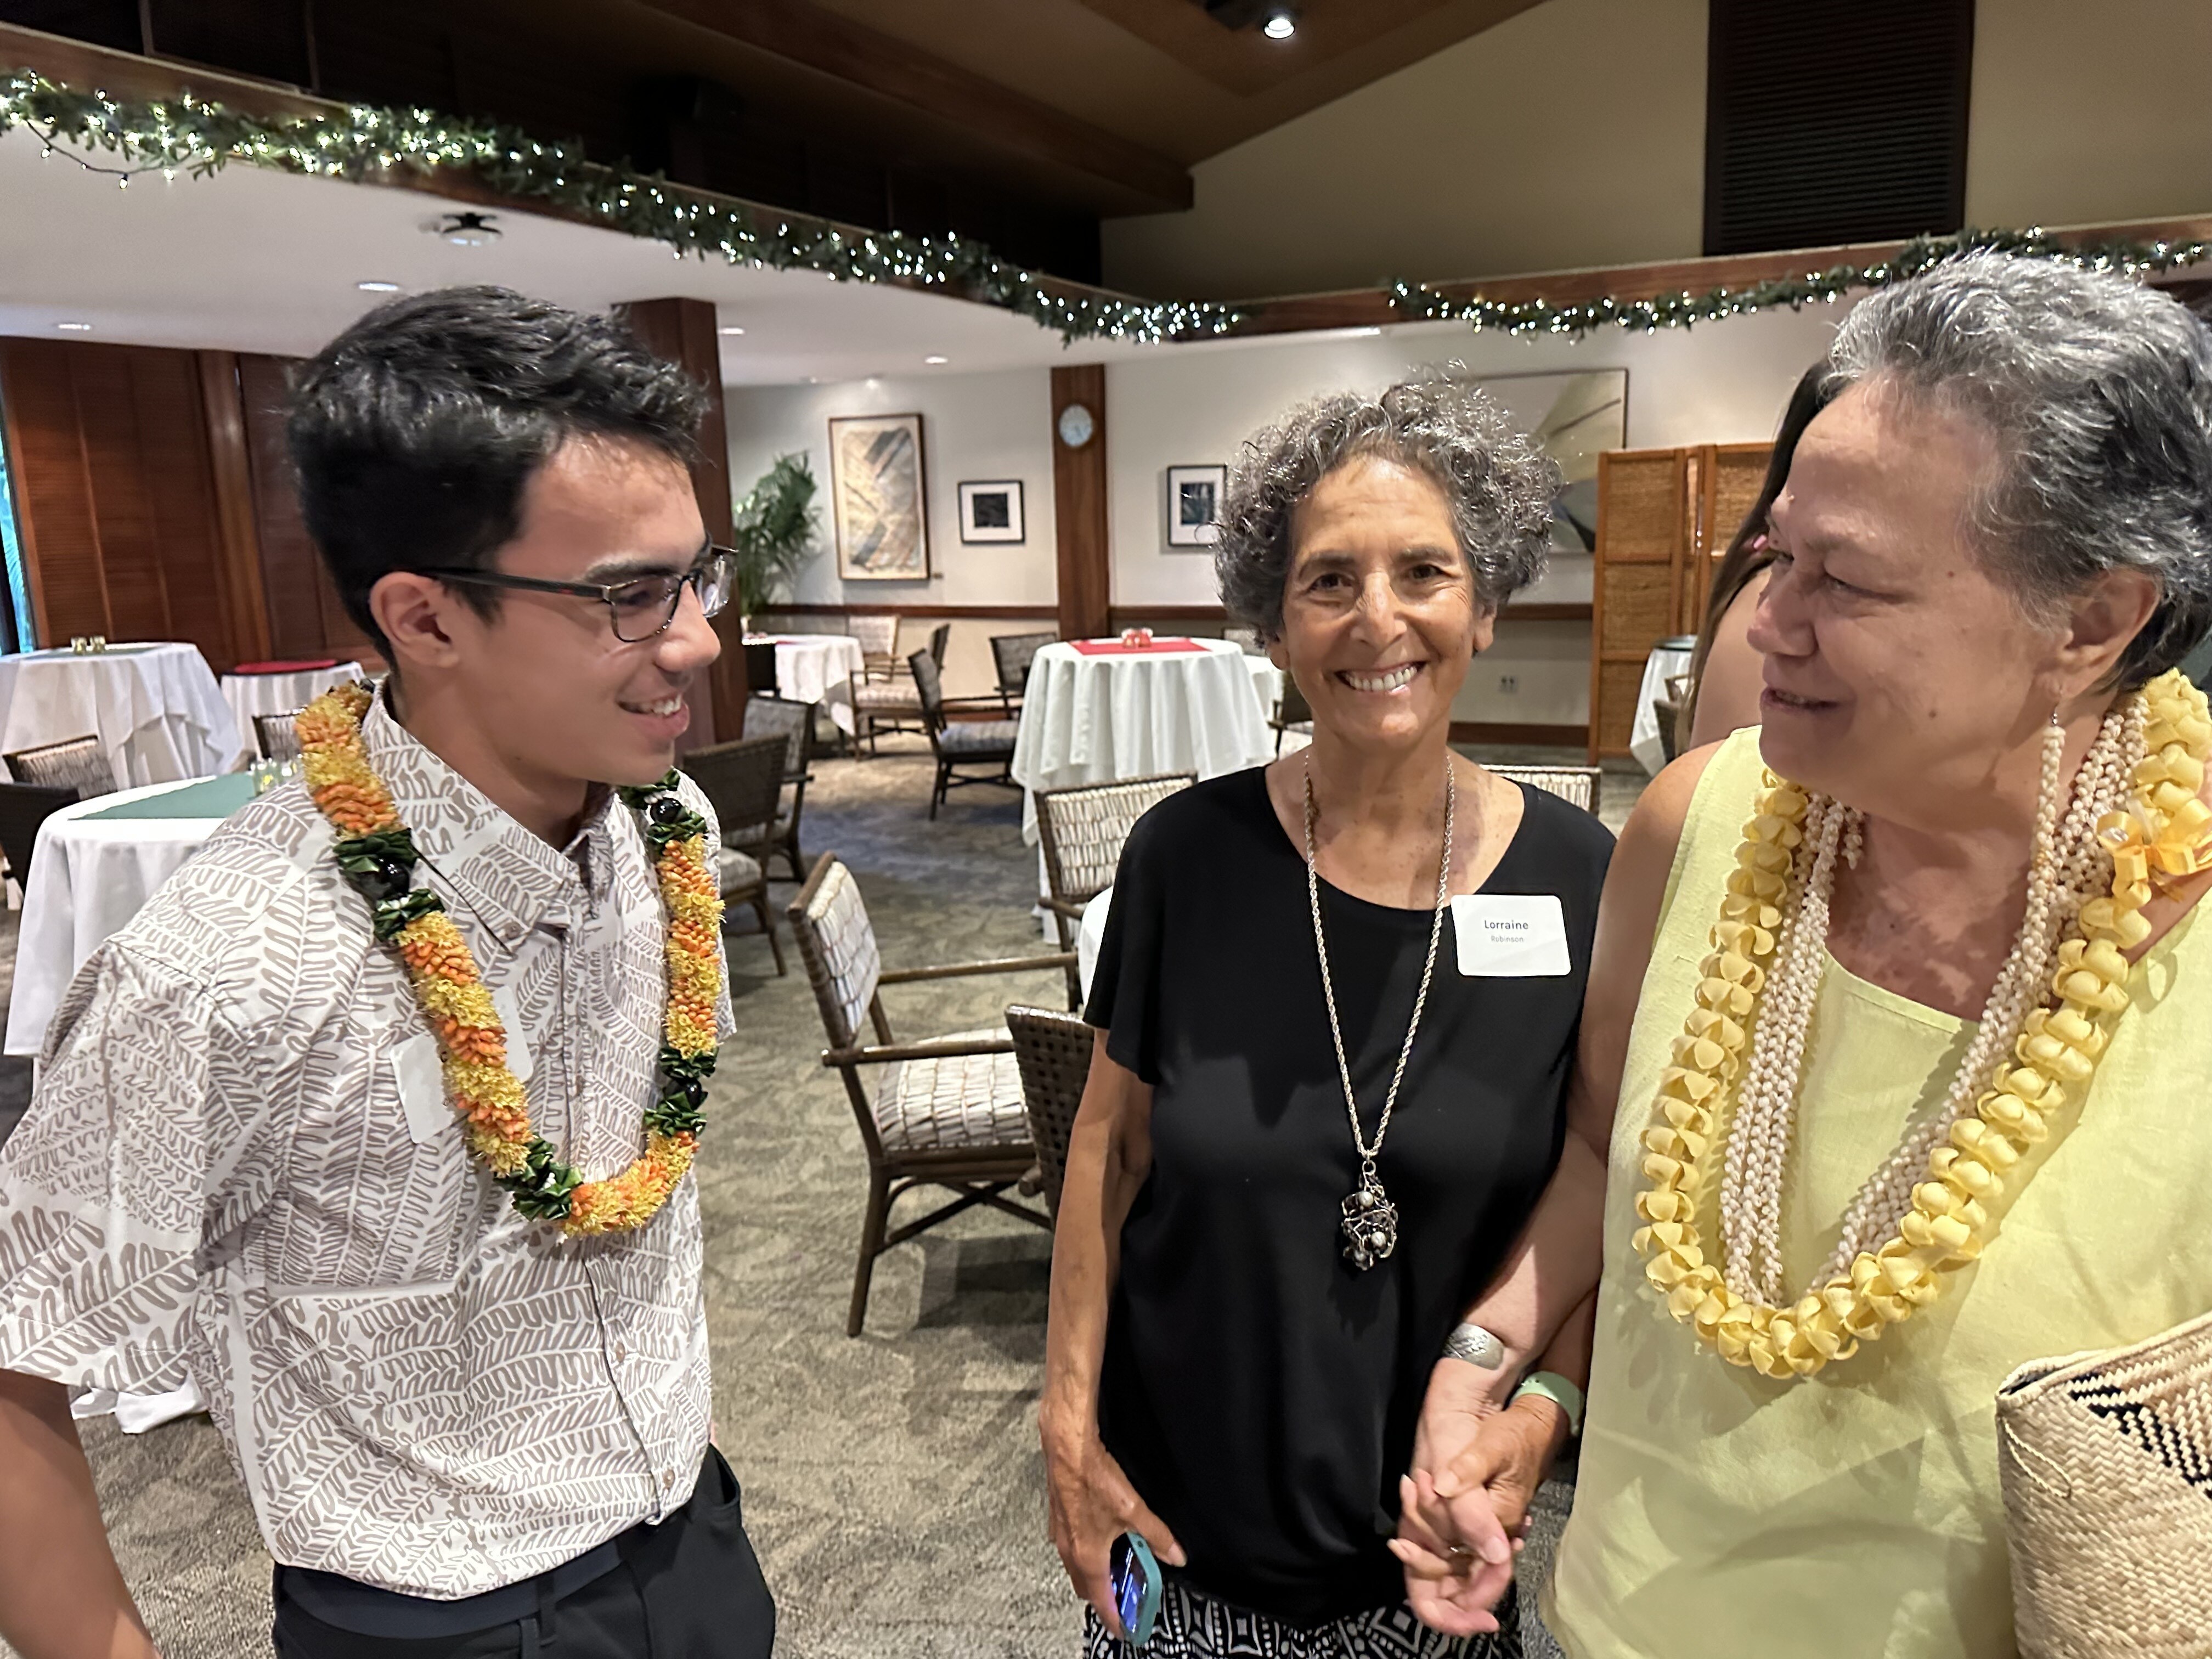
[1214,376,1560,640]
[1828,251,2212,687]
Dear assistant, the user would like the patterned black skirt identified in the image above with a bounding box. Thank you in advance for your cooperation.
[1082,1579,1521,1659]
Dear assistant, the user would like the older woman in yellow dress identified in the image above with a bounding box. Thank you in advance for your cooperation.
[1390,252,2212,1657]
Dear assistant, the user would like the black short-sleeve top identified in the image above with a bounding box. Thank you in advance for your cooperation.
[1084,765,1613,1627]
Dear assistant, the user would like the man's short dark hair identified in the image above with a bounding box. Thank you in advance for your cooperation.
[287,287,707,656]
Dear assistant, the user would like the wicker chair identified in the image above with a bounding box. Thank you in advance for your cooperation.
[679,736,789,971]
[0,781,80,888]
[852,622,949,754]
[848,613,899,678]
[911,648,1019,818]
[988,630,1056,715]
[1489,764,1604,814]
[3,735,114,798]
[253,709,307,764]
[787,853,1069,1335]
[1035,772,1194,1007]
[738,692,814,879]
[1005,1003,1093,1218]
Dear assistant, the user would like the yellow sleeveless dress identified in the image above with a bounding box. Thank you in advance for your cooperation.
[1544,726,2212,1659]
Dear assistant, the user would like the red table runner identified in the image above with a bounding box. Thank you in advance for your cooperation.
[1068,637,1209,657]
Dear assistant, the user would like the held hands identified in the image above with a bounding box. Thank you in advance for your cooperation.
[1391,1363,1565,1638]
[1041,1409,1185,1640]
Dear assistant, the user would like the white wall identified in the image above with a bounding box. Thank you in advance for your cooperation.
[1101,0,2212,303]
[725,367,1058,695]
[730,303,1847,724]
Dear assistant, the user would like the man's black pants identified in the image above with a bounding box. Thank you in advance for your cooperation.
[270,1449,775,1657]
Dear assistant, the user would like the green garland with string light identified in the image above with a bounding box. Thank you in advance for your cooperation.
[2,67,2204,346]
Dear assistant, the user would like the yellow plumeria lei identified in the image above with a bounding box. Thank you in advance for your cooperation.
[298,683,724,1237]
[1633,669,2212,1379]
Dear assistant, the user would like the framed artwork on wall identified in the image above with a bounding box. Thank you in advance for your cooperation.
[1460,369,1629,552]
[1165,464,1227,549]
[957,479,1025,544]
[828,411,930,580]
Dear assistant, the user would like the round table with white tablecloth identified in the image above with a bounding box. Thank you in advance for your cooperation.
[1011,638,1280,844]
[3,772,258,1059]
[745,633,866,733]
[0,642,242,787]
[1628,637,1698,776]
[220,659,365,752]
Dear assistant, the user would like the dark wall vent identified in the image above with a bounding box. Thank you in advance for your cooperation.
[1704,0,1975,257]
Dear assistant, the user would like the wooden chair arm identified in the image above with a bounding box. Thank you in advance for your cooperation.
[878,951,1075,984]
[820,1035,1015,1067]
[1038,896,1090,921]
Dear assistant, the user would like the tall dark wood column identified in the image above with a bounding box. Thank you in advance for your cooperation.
[616,297,742,748]
[1051,364,1111,641]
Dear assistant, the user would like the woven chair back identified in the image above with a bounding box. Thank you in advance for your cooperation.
[1037,773,1194,907]
[848,614,898,665]
[908,648,948,732]
[1488,764,1602,814]
[787,855,882,1051]
[253,710,307,764]
[681,736,787,842]
[0,781,80,883]
[741,693,811,777]
[3,735,113,798]
[990,630,1056,698]
[1006,1003,1091,1215]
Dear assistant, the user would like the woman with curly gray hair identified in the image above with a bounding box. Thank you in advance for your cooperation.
[1400,253,2212,1659]
[1041,377,1616,1658]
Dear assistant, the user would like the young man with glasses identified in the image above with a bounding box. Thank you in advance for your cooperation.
[0,288,775,1658]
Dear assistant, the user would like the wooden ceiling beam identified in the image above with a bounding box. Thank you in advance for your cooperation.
[634,0,1194,213]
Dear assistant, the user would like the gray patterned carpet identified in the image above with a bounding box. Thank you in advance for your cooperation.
[0,738,1637,1657]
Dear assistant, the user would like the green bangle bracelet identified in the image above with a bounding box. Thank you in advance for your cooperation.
[1510,1370,1585,1438]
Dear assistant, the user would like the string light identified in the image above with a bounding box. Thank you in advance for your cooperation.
[3,70,2203,347]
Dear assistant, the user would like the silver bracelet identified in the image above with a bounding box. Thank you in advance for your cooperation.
[1441,1322,1505,1370]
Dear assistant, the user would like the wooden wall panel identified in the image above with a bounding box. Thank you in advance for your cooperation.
[1051,363,1110,641]
[236,353,381,668]
[197,352,273,667]
[0,337,245,669]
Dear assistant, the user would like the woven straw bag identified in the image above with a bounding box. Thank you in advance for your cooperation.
[1997,1308,2212,1656]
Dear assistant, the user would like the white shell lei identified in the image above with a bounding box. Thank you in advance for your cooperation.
[1633,671,2212,1380]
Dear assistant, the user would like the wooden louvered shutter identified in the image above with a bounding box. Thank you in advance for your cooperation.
[1703,0,1974,257]
[236,353,380,665]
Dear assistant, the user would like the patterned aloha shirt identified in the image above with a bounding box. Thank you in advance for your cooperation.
[0,692,732,1599]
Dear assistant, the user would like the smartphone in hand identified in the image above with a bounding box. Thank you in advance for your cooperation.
[1109,1531,1163,1646]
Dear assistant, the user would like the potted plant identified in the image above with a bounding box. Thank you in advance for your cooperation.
[729,453,821,629]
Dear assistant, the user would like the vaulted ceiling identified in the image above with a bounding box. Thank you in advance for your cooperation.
[2,0,1548,282]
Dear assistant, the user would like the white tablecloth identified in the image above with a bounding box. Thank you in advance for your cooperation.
[1077,886,1114,1002]
[221,662,364,746]
[1012,640,1280,844]
[4,778,235,1058]
[0,644,241,787]
[1629,643,1698,776]
[747,634,865,733]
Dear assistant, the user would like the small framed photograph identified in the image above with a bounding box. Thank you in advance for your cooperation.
[957,479,1026,544]
[1166,464,1227,548]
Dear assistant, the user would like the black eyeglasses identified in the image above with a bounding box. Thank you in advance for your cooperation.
[421,550,737,643]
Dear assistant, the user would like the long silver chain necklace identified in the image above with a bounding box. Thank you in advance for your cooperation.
[1302,755,1455,1272]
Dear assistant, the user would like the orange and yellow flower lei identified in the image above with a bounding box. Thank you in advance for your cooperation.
[1632,669,2212,1379]
[298,683,724,1236]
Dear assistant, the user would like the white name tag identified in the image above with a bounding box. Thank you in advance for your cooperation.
[391,1032,449,1147]
[1451,894,1572,978]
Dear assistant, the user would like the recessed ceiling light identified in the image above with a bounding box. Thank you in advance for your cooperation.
[1348,326,1382,337]
[718,325,746,336]
[865,377,882,388]
[1261,9,1296,39]
[923,355,949,365]
[55,321,92,332]
[357,280,401,293]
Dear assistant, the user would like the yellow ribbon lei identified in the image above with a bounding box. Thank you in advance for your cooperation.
[1633,670,2212,1379]
[298,683,724,1237]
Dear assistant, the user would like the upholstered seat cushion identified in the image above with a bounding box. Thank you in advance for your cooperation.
[851,681,920,711]
[873,1028,1031,1153]
[716,846,765,893]
[937,721,1019,756]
